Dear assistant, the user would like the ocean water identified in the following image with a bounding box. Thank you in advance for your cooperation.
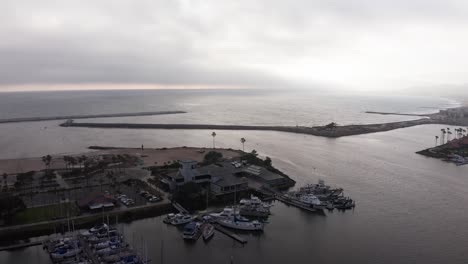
[0,90,467,264]
[0,89,459,126]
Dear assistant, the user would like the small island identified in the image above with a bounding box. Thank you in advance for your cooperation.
[417,132,468,166]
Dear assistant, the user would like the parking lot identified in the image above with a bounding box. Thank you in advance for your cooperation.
[21,180,162,209]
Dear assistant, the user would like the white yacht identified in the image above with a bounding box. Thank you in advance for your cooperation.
[217,216,264,231]
[171,214,194,225]
[299,194,325,209]
[210,207,236,219]
[239,195,272,208]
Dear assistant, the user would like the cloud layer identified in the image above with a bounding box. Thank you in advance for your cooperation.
[1,0,468,91]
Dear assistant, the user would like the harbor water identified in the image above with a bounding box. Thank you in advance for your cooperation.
[0,90,467,263]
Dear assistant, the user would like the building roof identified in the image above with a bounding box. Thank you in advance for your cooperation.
[242,165,284,181]
[198,163,247,187]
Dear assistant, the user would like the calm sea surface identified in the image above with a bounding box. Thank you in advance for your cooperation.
[0,90,467,263]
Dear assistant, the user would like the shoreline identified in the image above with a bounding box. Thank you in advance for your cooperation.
[59,106,468,138]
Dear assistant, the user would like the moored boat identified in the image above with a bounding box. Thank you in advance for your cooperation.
[202,223,215,241]
[171,214,194,226]
[239,204,270,217]
[182,222,201,240]
[163,213,176,224]
[217,216,264,231]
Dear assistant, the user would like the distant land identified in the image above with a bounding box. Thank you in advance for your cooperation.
[61,107,468,138]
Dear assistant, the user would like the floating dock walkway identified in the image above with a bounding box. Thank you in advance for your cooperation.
[0,241,43,251]
[172,202,190,214]
[214,224,247,244]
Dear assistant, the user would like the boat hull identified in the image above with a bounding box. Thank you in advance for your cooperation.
[217,219,264,231]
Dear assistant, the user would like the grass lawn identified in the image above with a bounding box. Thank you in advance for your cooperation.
[12,202,79,225]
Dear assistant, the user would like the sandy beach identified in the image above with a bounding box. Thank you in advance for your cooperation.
[0,147,241,175]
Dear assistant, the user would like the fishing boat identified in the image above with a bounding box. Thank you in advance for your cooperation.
[217,216,264,231]
[202,223,215,241]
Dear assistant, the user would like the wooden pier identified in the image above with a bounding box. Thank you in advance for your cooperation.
[0,241,43,251]
[172,202,190,214]
[214,224,247,244]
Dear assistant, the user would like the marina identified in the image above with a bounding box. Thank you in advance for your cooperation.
[41,223,150,264]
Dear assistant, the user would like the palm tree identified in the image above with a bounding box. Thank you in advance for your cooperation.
[78,155,86,171]
[211,132,217,149]
[69,156,77,172]
[42,155,52,174]
[240,138,246,152]
[2,173,7,187]
[447,131,453,141]
[435,136,439,147]
[441,129,446,144]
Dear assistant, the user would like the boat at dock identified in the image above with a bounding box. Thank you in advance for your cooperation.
[45,222,149,264]
[298,194,326,210]
[239,195,273,208]
[239,204,270,217]
[182,222,201,240]
[202,223,215,241]
[163,213,176,224]
[239,195,272,217]
[287,179,355,211]
[170,213,195,225]
[217,216,264,231]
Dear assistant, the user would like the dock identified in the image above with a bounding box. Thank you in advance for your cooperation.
[78,236,100,264]
[0,241,43,251]
[213,224,247,244]
[172,202,190,214]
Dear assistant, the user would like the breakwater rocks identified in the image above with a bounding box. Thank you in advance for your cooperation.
[60,118,434,138]
[0,110,187,124]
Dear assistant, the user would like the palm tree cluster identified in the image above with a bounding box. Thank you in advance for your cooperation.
[437,127,468,146]
[209,132,250,153]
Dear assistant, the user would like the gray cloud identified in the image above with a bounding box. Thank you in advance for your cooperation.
[1,0,468,90]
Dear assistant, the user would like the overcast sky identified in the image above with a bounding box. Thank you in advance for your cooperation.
[1,0,468,92]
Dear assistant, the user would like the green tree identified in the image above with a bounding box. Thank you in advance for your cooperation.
[204,151,223,164]
[0,193,25,223]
